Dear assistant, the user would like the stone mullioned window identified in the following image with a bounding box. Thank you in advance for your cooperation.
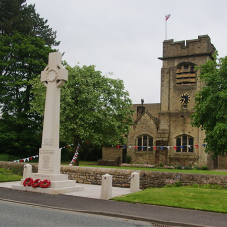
[137,135,153,151]
[176,134,194,152]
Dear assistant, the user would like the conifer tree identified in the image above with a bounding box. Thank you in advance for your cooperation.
[0,0,59,159]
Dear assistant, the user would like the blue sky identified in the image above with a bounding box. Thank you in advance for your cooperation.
[28,0,227,104]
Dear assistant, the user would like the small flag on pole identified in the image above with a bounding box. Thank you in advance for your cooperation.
[166,14,171,21]
[165,14,171,40]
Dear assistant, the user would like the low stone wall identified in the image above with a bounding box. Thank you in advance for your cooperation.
[101,147,123,161]
[138,170,227,189]
[1,161,227,189]
[0,161,38,175]
[98,157,121,166]
[61,166,135,188]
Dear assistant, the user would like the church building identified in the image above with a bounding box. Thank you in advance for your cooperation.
[100,35,227,169]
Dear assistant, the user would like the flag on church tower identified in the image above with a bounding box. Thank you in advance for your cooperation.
[165,14,171,40]
[166,14,171,21]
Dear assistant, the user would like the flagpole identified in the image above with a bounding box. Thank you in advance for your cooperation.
[165,14,171,40]
[165,15,167,40]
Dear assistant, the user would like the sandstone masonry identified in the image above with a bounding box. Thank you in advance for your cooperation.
[2,162,227,189]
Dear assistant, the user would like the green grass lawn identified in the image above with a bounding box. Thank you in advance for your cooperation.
[113,186,227,213]
[0,168,22,182]
[75,164,227,176]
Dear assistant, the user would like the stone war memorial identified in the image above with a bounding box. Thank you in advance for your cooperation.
[12,52,83,194]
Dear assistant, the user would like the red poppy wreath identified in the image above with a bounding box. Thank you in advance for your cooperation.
[32,179,41,188]
[40,179,51,188]
[23,177,33,186]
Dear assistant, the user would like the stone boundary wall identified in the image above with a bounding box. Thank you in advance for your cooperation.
[1,161,227,189]
[0,161,38,175]
[98,157,121,166]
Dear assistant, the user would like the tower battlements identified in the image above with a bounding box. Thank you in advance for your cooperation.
[159,35,216,59]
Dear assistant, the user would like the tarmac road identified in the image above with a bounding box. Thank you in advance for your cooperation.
[0,183,227,227]
[0,200,155,227]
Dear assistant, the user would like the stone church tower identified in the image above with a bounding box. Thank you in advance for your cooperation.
[100,35,220,169]
[156,35,215,167]
[126,35,216,167]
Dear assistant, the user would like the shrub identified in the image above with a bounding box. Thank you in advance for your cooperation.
[0,154,19,161]
[202,166,208,170]
[184,166,193,170]
[174,180,182,187]
[176,165,183,170]
[164,180,182,187]
[125,155,132,164]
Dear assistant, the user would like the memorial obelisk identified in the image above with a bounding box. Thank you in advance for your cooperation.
[38,52,67,174]
[12,52,83,194]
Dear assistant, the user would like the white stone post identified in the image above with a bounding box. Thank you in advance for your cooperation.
[101,174,112,200]
[130,172,140,193]
[38,52,68,174]
[23,164,32,179]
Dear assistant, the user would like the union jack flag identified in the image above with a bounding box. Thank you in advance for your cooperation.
[166,14,171,21]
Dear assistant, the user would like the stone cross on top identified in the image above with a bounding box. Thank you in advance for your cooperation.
[38,52,68,174]
[41,52,68,88]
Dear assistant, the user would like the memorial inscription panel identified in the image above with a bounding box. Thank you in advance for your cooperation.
[38,149,60,174]
[43,139,53,147]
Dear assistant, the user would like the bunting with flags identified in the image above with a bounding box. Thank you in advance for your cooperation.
[69,143,80,166]
[13,155,39,163]
[10,141,207,164]
[11,144,75,163]
[115,144,206,150]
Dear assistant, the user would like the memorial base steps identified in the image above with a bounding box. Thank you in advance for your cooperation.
[11,173,84,195]
[12,184,83,195]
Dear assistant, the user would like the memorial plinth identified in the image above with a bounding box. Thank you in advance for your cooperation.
[12,52,83,194]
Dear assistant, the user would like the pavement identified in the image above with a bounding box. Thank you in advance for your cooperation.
[0,181,227,227]
[0,181,132,199]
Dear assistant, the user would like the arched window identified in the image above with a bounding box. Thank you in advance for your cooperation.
[176,63,196,85]
[137,135,153,151]
[176,135,194,152]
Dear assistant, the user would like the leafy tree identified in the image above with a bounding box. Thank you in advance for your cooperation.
[31,64,133,159]
[191,53,227,157]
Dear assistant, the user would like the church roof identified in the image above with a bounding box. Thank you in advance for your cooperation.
[134,109,159,127]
